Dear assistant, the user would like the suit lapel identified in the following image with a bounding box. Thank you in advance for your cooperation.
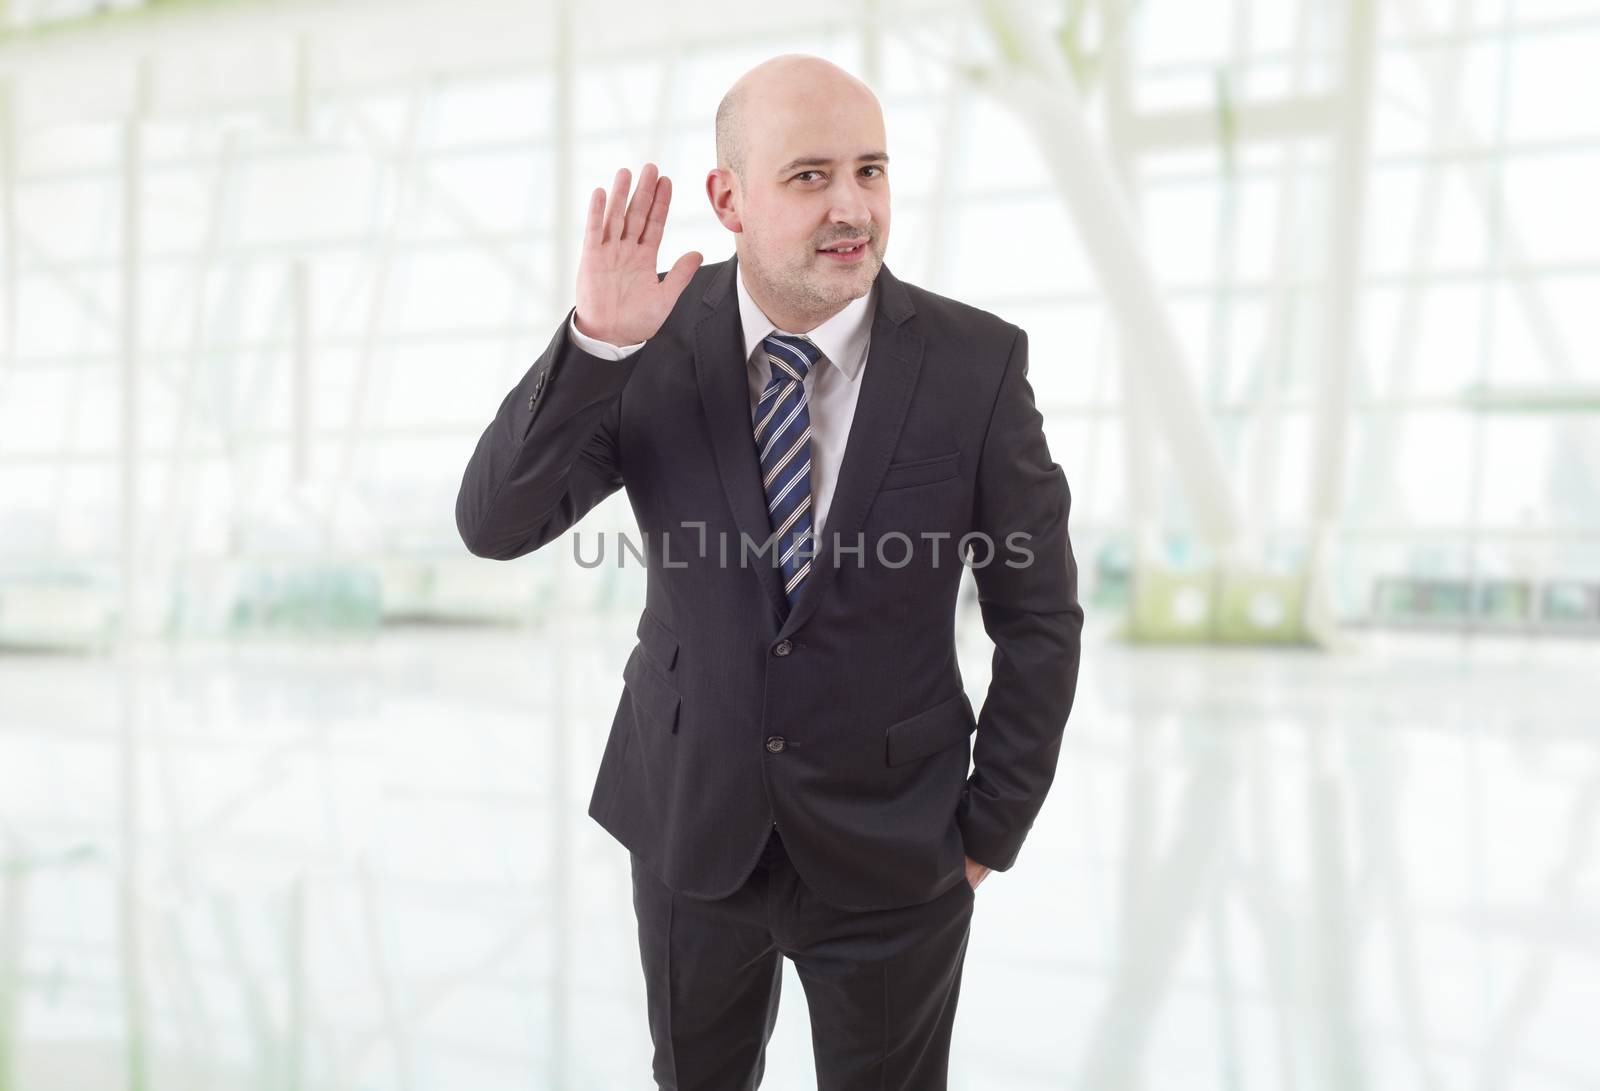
[694,257,791,623]
[779,272,922,639]
[693,254,924,637]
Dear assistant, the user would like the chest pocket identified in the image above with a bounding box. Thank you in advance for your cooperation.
[878,450,960,492]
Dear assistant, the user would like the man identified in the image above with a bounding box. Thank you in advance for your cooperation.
[456,53,1082,1090]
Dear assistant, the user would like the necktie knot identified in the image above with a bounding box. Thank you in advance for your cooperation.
[763,333,821,383]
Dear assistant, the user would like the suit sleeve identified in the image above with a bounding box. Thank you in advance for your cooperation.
[958,326,1085,872]
[567,311,647,360]
[455,305,641,560]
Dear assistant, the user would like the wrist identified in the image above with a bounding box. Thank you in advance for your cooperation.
[573,310,626,345]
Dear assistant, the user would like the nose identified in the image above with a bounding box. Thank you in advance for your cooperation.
[828,180,872,232]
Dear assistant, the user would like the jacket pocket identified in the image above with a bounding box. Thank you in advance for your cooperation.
[636,608,679,672]
[884,691,976,765]
[623,646,681,734]
[878,450,960,492]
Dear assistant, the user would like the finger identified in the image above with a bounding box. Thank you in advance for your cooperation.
[638,175,672,251]
[601,167,631,243]
[621,162,659,243]
[659,250,703,299]
[582,187,605,250]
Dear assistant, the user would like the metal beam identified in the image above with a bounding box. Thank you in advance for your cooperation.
[975,0,1247,549]
[116,58,153,1091]
[1301,0,1378,645]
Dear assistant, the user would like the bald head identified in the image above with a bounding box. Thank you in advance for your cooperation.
[715,54,882,185]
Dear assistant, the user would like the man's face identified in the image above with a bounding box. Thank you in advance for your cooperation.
[732,89,890,320]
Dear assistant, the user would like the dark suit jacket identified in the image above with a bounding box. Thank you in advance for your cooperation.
[456,254,1083,911]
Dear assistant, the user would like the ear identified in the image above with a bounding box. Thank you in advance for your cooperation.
[705,168,743,233]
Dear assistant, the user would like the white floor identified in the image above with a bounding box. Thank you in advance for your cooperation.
[1,612,1595,1090]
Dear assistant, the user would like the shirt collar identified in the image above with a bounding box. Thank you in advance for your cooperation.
[736,262,874,381]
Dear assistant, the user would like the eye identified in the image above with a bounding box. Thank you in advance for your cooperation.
[860,165,884,178]
[794,170,824,183]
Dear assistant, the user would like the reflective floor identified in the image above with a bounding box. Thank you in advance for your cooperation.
[1,611,1595,1090]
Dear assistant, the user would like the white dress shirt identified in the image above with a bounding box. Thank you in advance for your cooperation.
[567,266,875,540]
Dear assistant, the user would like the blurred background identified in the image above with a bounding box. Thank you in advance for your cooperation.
[1,0,1597,1087]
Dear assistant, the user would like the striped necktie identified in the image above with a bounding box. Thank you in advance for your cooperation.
[753,333,822,611]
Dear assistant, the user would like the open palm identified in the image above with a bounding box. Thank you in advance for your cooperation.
[574,163,703,347]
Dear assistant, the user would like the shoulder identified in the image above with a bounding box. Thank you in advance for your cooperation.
[897,278,1023,369]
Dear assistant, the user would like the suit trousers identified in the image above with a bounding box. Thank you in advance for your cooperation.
[628,825,975,1090]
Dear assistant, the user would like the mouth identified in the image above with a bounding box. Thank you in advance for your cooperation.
[817,239,869,264]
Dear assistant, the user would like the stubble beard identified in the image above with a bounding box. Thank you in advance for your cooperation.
[744,231,883,329]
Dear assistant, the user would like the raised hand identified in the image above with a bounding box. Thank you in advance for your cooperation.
[574,163,703,347]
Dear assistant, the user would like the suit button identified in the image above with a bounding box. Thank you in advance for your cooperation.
[772,639,792,657]
[766,736,786,753]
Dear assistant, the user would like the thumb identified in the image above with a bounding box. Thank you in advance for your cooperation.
[660,250,704,300]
